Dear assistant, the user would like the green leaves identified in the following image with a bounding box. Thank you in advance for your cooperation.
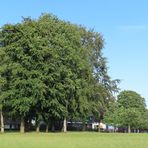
[0,13,118,130]
[117,90,146,111]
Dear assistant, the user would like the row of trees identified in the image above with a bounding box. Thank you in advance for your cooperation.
[104,90,148,133]
[0,14,118,133]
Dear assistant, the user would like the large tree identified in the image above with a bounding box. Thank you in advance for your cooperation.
[0,13,118,133]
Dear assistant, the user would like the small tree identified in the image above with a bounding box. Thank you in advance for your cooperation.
[117,90,146,133]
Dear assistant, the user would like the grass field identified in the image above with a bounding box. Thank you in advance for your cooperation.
[0,132,147,148]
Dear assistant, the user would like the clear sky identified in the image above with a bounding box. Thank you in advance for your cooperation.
[0,0,148,104]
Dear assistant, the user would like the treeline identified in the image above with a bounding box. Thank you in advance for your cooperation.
[0,14,118,133]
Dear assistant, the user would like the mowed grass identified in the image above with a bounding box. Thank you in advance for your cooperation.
[0,132,147,148]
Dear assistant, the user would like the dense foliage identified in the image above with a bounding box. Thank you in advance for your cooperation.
[0,14,118,133]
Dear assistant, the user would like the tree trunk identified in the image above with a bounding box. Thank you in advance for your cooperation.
[98,122,101,132]
[27,118,32,131]
[114,126,116,133]
[0,110,4,133]
[46,124,49,133]
[51,121,55,132]
[20,117,25,133]
[82,122,86,131]
[63,117,67,133]
[36,123,40,133]
[128,124,131,133]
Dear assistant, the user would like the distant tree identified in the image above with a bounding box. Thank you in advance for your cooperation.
[117,90,146,133]
[104,90,147,133]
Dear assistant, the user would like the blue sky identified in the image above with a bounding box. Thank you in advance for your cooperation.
[0,0,148,104]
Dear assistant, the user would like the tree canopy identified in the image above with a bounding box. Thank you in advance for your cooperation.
[0,13,119,133]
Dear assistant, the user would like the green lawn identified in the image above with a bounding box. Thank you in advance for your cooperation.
[0,132,147,148]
